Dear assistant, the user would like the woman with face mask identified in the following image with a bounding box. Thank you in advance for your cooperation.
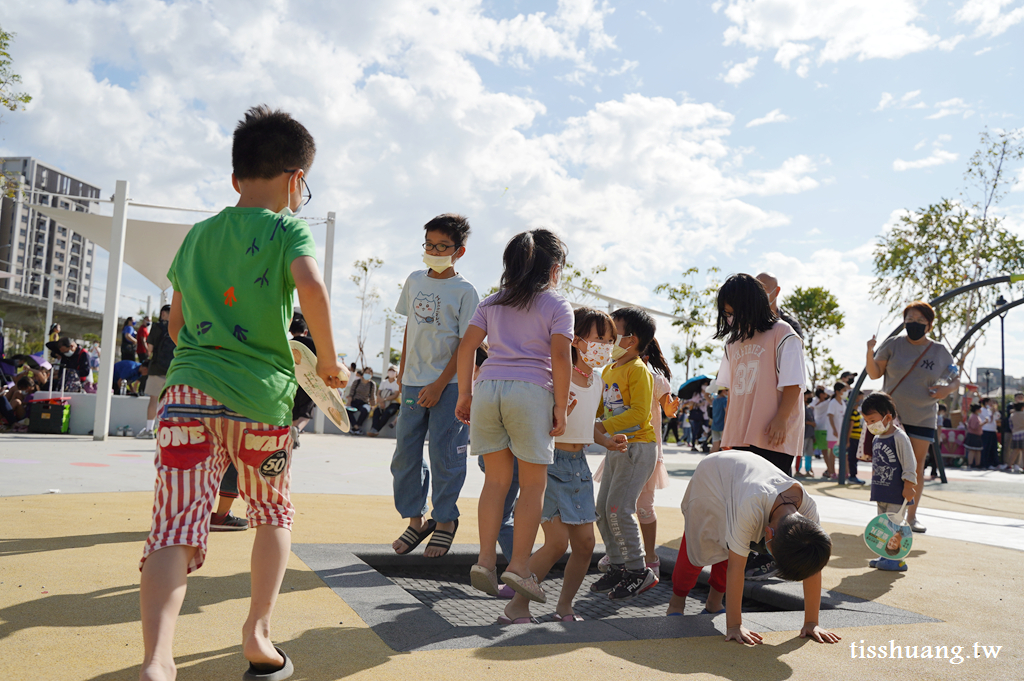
[347,366,378,435]
[367,365,402,437]
[865,301,959,534]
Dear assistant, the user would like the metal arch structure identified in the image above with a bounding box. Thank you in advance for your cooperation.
[838,274,1024,484]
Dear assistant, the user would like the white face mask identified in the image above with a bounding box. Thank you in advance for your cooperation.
[278,206,295,217]
[423,253,453,273]
[610,334,632,361]
[579,339,613,368]
[387,371,397,380]
[63,350,74,357]
[866,417,891,436]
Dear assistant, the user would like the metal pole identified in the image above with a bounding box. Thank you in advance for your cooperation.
[44,274,55,348]
[93,180,129,441]
[383,318,392,377]
[146,295,152,319]
[313,211,336,435]
[1001,314,1006,464]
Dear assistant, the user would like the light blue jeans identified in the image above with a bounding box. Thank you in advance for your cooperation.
[390,383,468,523]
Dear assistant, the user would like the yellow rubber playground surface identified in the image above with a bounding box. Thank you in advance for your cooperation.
[1,434,1022,680]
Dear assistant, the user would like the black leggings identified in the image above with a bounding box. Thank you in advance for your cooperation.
[372,403,400,432]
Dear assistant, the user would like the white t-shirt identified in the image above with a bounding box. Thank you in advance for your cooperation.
[559,374,604,445]
[812,397,831,430]
[681,450,820,566]
[980,407,998,433]
[826,398,845,441]
[379,378,400,401]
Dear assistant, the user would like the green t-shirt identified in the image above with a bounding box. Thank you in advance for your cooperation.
[165,207,317,425]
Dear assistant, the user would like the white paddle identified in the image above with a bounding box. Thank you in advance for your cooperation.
[289,340,351,433]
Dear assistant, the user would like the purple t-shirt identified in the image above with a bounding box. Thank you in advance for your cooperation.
[469,289,574,392]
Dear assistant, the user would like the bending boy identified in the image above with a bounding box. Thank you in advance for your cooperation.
[138,106,343,681]
[667,450,841,646]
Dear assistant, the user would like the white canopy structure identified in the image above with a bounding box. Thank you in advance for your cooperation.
[33,205,191,290]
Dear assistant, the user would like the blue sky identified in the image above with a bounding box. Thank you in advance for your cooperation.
[2,0,1022,386]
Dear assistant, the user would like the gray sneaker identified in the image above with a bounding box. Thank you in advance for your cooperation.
[135,428,156,439]
[909,518,927,534]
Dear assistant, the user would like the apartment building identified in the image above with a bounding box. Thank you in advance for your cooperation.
[0,157,99,308]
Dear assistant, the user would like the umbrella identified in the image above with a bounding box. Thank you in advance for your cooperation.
[678,375,713,401]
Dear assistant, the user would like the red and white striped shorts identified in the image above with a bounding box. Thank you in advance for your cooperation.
[139,385,294,574]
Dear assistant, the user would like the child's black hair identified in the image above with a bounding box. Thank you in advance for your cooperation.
[970,403,981,413]
[16,376,34,390]
[832,382,846,399]
[814,386,827,398]
[493,228,567,310]
[714,273,778,344]
[232,105,316,180]
[571,307,615,364]
[861,391,898,419]
[937,403,947,412]
[1015,402,1024,412]
[771,514,832,582]
[642,337,672,381]
[424,214,471,249]
[611,307,656,356]
[289,316,308,335]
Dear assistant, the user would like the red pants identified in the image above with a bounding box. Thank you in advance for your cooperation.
[672,533,728,598]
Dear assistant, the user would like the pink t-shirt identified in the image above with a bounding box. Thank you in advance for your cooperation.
[717,321,807,457]
[469,289,574,393]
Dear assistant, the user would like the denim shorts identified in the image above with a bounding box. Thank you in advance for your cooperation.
[470,379,555,465]
[541,448,597,525]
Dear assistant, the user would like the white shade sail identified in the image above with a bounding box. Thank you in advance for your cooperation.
[33,205,193,290]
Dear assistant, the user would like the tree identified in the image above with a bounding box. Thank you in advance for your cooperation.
[351,258,384,368]
[0,27,31,112]
[559,262,607,306]
[783,286,845,385]
[871,128,1024,369]
[1,27,32,199]
[654,266,721,380]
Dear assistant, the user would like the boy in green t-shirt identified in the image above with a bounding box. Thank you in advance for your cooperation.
[138,106,344,681]
[591,307,659,601]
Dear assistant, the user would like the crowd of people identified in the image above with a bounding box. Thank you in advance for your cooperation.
[3,106,993,680]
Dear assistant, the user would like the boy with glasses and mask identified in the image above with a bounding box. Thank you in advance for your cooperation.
[390,214,480,559]
[137,105,343,681]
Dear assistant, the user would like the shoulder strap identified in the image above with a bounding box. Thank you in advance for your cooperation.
[774,332,798,375]
[890,341,933,396]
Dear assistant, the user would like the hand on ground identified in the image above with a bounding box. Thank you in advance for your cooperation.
[800,624,841,643]
[725,625,763,645]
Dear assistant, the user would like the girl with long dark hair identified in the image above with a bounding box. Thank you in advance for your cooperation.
[456,228,574,607]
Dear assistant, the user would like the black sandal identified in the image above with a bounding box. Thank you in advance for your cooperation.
[394,520,437,555]
[425,519,459,557]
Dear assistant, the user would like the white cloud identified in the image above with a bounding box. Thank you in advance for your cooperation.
[974,46,994,55]
[926,97,975,119]
[874,89,926,111]
[0,0,824,357]
[720,0,953,77]
[956,0,1024,37]
[746,108,790,127]
[893,149,959,171]
[721,56,759,84]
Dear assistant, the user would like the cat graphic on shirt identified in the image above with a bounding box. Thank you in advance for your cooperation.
[412,292,441,326]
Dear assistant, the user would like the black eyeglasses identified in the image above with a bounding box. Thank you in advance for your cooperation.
[283,169,312,207]
[423,242,457,253]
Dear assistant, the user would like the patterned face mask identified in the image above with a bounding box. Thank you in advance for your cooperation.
[579,339,613,368]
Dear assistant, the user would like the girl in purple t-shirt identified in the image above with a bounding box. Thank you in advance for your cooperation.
[456,229,575,609]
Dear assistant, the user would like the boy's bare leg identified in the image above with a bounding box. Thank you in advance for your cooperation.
[214,495,233,517]
[139,545,198,681]
[705,585,725,613]
[242,524,290,668]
